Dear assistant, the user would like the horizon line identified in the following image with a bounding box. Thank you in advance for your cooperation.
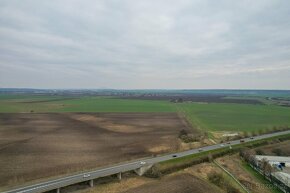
[1,87,290,91]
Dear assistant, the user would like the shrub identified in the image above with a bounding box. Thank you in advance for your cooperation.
[226,185,240,193]
[208,171,241,193]
[207,171,225,187]
[179,129,200,143]
[179,129,188,137]
[255,149,265,155]
[272,148,284,156]
[144,165,162,178]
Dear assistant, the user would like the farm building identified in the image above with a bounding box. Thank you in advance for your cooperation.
[254,155,290,190]
[254,155,290,167]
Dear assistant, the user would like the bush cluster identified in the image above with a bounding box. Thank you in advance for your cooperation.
[207,171,240,193]
[143,165,162,178]
[272,148,285,156]
[179,129,200,143]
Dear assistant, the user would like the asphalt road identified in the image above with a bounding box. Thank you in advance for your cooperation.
[3,130,290,193]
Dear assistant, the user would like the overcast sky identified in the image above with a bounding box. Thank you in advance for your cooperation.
[1,0,290,89]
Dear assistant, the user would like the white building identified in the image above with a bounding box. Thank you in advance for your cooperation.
[255,155,290,167]
[254,155,290,191]
[272,171,290,188]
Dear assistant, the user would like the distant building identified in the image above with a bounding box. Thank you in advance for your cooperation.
[254,155,290,190]
[254,155,290,167]
[273,171,290,188]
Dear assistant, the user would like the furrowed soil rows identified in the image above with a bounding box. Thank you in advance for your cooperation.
[0,113,194,189]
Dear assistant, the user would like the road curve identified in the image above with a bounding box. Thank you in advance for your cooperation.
[3,130,290,193]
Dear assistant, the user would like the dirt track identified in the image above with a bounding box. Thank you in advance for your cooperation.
[0,113,191,188]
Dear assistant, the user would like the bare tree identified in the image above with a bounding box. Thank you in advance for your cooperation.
[240,148,255,163]
[249,155,257,167]
[208,153,213,162]
[264,162,273,176]
[260,158,272,177]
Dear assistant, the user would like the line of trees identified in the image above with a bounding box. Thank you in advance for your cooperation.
[239,148,273,177]
[221,126,290,143]
[239,148,290,193]
[244,126,289,138]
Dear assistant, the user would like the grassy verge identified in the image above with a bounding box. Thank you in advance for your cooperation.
[223,173,247,193]
[213,161,248,193]
[241,162,282,193]
[159,133,290,174]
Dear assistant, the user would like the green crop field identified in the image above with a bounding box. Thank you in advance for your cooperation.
[59,97,176,112]
[1,94,290,133]
[176,103,290,132]
[0,95,175,113]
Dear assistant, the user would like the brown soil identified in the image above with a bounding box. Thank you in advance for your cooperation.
[255,141,290,156]
[0,112,193,189]
[82,175,154,193]
[121,173,219,193]
[184,163,219,180]
[82,163,227,193]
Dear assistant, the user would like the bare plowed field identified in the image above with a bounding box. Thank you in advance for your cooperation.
[0,113,191,188]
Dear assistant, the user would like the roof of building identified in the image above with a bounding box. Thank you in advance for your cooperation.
[272,172,290,187]
[255,155,290,163]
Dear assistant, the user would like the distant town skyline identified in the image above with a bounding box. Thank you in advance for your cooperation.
[1,0,290,89]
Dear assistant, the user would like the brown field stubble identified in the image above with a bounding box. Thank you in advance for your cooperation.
[0,112,195,188]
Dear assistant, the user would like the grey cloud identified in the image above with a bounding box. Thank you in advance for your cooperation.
[0,0,290,89]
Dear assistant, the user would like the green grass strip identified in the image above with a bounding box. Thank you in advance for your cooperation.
[160,133,290,171]
[241,162,282,193]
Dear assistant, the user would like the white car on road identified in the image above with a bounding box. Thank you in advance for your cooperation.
[140,161,146,165]
[83,174,90,178]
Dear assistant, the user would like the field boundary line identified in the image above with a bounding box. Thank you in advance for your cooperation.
[214,160,251,193]
[175,104,218,143]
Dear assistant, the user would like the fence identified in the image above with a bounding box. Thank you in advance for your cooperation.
[249,164,289,193]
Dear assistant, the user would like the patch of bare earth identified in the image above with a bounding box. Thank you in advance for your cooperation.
[81,163,233,193]
[120,173,220,193]
[255,140,290,156]
[216,154,272,193]
[184,162,219,180]
[180,138,213,150]
[0,113,196,189]
[82,176,154,193]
